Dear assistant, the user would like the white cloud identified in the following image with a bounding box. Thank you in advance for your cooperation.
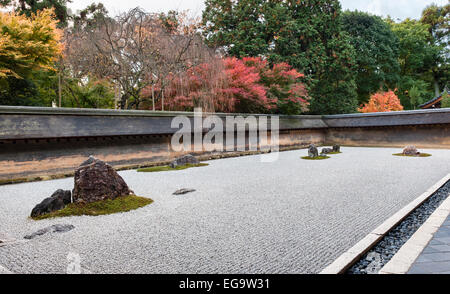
[366,0,382,15]
[340,0,449,20]
[68,0,449,20]
[69,0,206,17]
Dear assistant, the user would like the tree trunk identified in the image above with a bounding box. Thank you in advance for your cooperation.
[161,89,164,111]
[58,72,62,107]
[152,85,155,111]
[434,79,440,97]
[114,84,120,110]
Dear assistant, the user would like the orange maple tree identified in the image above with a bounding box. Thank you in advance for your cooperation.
[358,90,404,113]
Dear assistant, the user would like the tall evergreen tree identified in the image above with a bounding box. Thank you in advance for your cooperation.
[202,0,359,114]
[421,3,449,95]
[390,19,441,109]
[341,11,400,104]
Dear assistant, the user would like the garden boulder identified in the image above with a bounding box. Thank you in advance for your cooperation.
[308,144,319,158]
[321,147,333,155]
[72,156,133,204]
[402,146,420,156]
[170,154,199,168]
[31,189,72,218]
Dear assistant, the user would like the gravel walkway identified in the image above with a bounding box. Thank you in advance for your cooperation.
[0,147,449,274]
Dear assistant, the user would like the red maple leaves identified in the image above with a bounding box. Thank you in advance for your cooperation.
[142,57,309,113]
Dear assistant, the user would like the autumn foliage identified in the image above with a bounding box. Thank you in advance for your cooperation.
[144,56,309,114]
[358,90,404,113]
[0,9,63,79]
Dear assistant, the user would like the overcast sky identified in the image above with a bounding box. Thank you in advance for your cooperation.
[68,0,448,21]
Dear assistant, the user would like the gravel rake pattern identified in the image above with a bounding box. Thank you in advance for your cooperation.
[0,148,449,273]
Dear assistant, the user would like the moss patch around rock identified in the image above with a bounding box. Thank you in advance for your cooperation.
[301,156,330,160]
[137,163,209,172]
[32,195,153,220]
[393,153,432,157]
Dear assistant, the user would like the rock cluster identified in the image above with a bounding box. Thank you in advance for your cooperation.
[309,144,341,157]
[72,156,133,204]
[31,189,72,218]
[170,154,199,168]
[402,145,420,156]
[31,156,134,217]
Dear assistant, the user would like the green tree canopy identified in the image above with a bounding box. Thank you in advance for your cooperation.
[341,11,400,104]
[421,3,449,96]
[390,18,441,108]
[202,0,269,58]
[202,0,359,114]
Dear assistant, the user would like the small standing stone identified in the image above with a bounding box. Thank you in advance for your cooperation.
[308,144,319,158]
[332,145,341,152]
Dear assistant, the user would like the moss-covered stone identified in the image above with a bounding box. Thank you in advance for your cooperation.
[301,156,330,160]
[32,195,153,220]
[393,153,432,157]
[137,163,209,172]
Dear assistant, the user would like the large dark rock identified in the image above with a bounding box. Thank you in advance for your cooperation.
[402,146,420,156]
[72,156,133,204]
[170,154,199,168]
[308,144,319,158]
[31,189,72,218]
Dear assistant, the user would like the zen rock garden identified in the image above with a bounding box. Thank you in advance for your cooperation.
[1,146,449,274]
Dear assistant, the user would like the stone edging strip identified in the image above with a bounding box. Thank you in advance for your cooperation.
[379,188,450,274]
[320,173,450,274]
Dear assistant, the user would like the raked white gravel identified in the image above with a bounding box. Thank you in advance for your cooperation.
[0,147,449,273]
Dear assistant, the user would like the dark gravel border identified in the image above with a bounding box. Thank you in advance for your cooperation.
[346,180,450,274]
